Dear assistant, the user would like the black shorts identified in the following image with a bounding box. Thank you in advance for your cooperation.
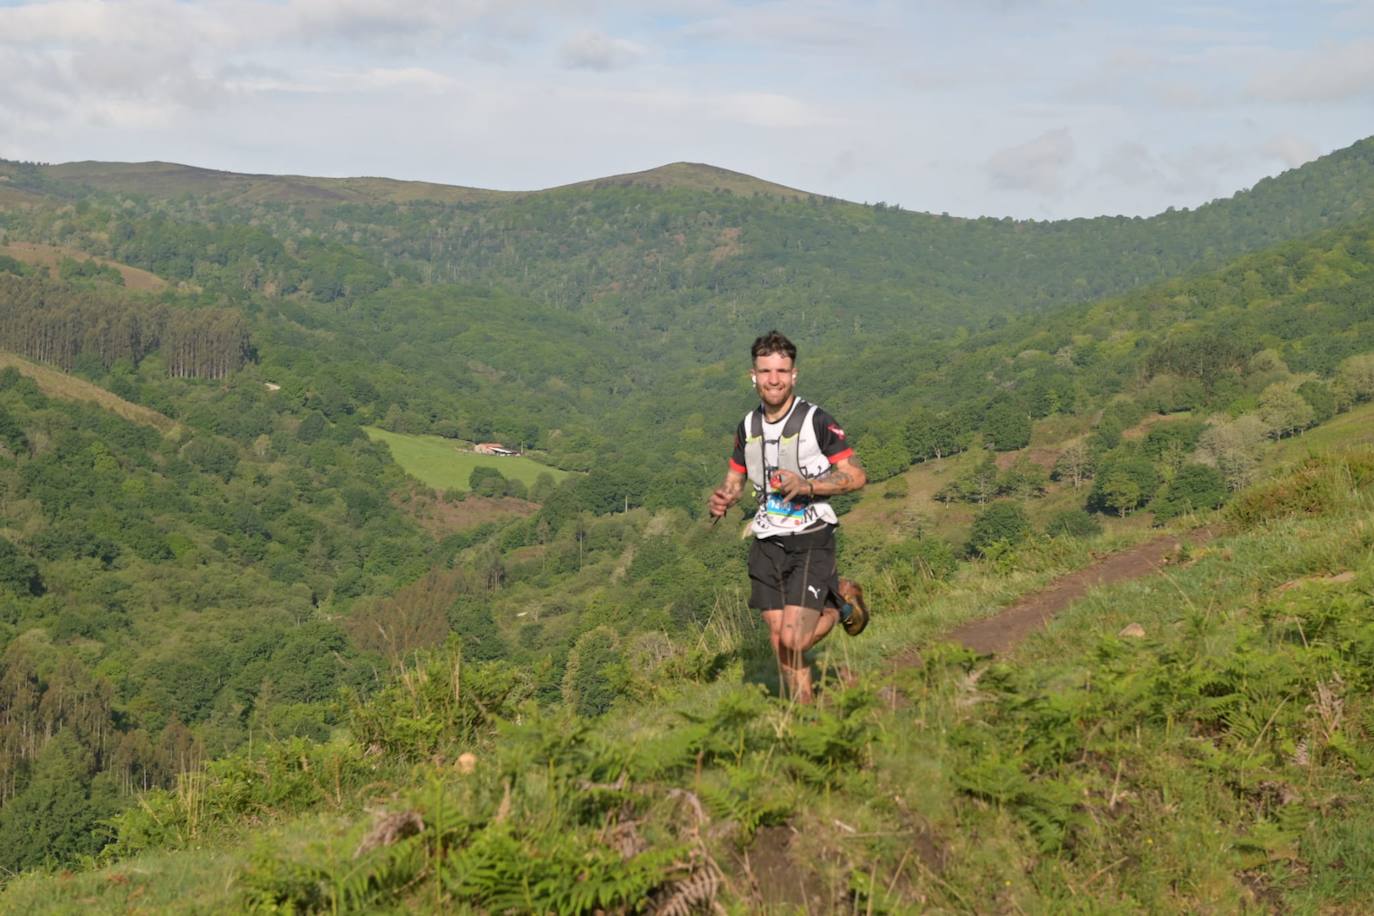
[748,524,840,612]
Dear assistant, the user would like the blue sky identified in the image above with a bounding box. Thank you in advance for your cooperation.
[1,0,1371,218]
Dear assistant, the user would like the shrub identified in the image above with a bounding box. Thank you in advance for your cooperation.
[1139,373,1205,413]
[880,536,958,581]
[0,538,42,595]
[347,640,535,760]
[1051,442,1093,489]
[1086,454,1159,515]
[1258,383,1314,438]
[1227,454,1364,528]
[106,737,372,860]
[1091,417,1123,453]
[181,436,239,481]
[1044,509,1102,539]
[1141,418,1205,462]
[529,471,557,503]
[1197,415,1268,490]
[967,502,1031,557]
[0,405,28,453]
[1296,380,1338,424]
[562,627,624,718]
[296,411,327,443]
[1150,463,1228,521]
[983,398,1032,451]
[1336,353,1374,402]
[999,456,1049,499]
[469,465,507,497]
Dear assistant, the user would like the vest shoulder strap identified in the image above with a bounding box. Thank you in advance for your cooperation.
[746,398,812,439]
[781,399,812,440]
[744,399,815,490]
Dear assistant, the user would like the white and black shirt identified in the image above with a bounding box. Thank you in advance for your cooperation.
[729,398,854,538]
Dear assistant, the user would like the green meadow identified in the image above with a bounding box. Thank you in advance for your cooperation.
[363,427,571,492]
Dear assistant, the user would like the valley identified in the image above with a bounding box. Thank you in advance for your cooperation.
[0,142,1373,910]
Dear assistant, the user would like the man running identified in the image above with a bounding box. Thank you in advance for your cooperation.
[707,330,869,703]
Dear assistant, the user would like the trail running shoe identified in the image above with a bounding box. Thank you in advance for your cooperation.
[839,578,869,636]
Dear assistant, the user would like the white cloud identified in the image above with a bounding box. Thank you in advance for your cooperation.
[1156,142,1253,199]
[682,5,871,50]
[1263,133,1320,168]
[717,91,825,129]
[985,127,1075,194]
[354,67,458,92]
[1150,81,1221,110]
[271,0,518,53]
[521,84,830,132]
[559,30,645,71]
[1091,140,1265,207]
[1098,141,1162,188]
[1247,39,1374,102]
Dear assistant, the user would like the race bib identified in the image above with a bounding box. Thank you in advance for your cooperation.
[764,491,815,529]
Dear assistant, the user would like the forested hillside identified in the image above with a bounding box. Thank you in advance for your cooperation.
[5,134,1374,354]
[0,356,444,870]
[1,140,1374,907]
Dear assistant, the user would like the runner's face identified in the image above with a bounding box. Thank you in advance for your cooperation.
[752,352,796,410]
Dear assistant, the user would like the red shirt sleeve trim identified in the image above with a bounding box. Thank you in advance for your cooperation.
[729,458,747,474]
[827,448,854,465]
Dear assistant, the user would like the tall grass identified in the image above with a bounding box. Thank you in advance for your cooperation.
[9,451,1374,912]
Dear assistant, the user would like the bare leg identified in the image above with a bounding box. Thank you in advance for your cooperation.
[808,606,839,650]
[761,609,788,696]
[763,605,831,703]
[762,609,784,667]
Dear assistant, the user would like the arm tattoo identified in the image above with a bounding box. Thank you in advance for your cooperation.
[818,457,863,494]
[819,467,854,491]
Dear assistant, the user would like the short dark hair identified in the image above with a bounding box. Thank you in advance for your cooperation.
[751,330,797,363]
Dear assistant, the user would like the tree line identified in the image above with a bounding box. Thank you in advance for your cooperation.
[0,274,250,378]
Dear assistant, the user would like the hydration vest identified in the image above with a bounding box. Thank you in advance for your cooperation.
[742,398,819,498]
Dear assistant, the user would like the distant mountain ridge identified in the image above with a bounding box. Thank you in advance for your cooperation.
[7,135,1373,220]
[552,161,811,199]
[6,137,1374,397]
[2,158,805,208]
[24,160,509,206]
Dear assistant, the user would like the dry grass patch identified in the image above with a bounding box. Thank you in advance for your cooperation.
[0,241,168,292]
[392,484,536,537]
[0,184,50,207]
[0,351,177,433]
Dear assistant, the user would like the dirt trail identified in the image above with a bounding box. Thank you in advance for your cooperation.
[946,527,1217,656]
[753,530,1220,909]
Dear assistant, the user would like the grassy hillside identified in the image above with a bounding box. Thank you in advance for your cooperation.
[0,242,168,292]
[0,351,176,432]
[363,427,571,492]
[1267,401,1374,463]
[4,448,1372,911]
